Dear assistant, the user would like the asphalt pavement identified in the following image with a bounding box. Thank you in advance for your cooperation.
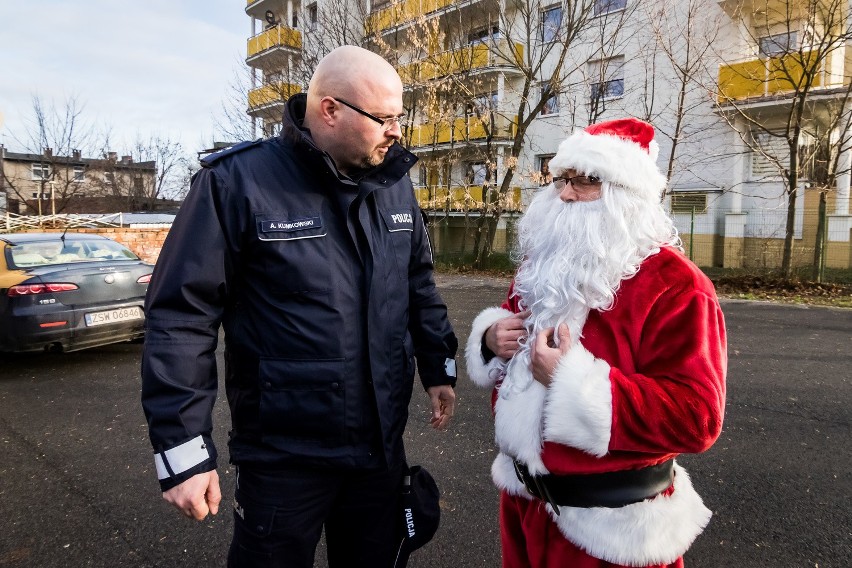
[0,273,849,567]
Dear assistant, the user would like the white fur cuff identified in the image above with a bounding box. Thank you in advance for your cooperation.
[543,343,613,457]
[465,307,515,387]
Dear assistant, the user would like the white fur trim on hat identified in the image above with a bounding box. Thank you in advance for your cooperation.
[543,343,613,457]
[548,130,667,200]
[465,307,515,387]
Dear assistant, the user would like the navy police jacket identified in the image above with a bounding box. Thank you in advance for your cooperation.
[141,94,458,490]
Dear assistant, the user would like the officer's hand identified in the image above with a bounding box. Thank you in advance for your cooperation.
[485,310,530,359]
[162,470,221,521]
[426,385,455,431]
[530,324,572,387]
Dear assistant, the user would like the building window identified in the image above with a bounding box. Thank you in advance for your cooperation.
[671,192,708,214]
[538,155,555,185]
[540,83,559,115]
[418,164,428,186]
[588,56,625,100]
[134,175,144,192]
[750,130,788,180]
[469,26,500,45]
[467,92,498,117]
[759,32,796,57]
[541,6,562,43]
[307,3,318,30]
[73,166,85,182]
[104,171,115,185]
[466,162,488,185]
[32,163,52,181]
[594,0,627,16]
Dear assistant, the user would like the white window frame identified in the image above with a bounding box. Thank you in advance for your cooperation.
[307,3,318,31]
[594,0,627,17]
[538,154,555,186]
[540,83,559,116]
[466,162,488,185]
[540,6,562,44]
[759,31,797,57]
[73,165,85,182]
[588,56,625,101]
[31,163,52,181]
[468,26,501,46]
[104,171,115,185]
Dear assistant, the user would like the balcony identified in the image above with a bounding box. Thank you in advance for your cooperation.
[366,0,456,35]
[248,82,302,113]
[716,50,850,104]
[407,114,516,148]
[400,41,524,83]
[247,24,302,66]
[415,184,523,211]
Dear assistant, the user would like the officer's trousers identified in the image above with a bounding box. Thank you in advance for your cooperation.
[227,463,404,568]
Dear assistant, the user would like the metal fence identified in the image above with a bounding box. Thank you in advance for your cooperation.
[426,207,852,283]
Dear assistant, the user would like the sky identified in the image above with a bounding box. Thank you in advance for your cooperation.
[0,0,248,155]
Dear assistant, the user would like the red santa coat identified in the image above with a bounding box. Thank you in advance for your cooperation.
[466,247,727,567]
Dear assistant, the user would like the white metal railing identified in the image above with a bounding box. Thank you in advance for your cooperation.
[2,212,124,233]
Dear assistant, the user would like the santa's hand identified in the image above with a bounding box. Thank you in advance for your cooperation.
[485,310,530,358]
[530,324,572,386]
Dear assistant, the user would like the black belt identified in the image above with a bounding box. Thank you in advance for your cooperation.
[513,459,674,514]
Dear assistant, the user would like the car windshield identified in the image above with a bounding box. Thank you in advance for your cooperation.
[8,238,140,268]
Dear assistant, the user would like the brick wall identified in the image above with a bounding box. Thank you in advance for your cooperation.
[20,227,170,265]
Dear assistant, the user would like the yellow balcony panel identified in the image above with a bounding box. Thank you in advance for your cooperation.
[248,82,302,110]
[415,185,523,211]
[366,0,455,35]
[407,115,517,148]
[401,41,524,82]
[717,50,832,103]
[247,25,302,59]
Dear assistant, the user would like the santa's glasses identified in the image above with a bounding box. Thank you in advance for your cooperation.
[553,174,603,192]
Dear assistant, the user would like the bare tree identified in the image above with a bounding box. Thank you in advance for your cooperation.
[1,95,102,215]
[639,0,724,197]
[714,0,852,278]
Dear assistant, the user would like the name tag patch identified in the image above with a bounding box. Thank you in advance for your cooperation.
[381,209,414,232]
[261,217,322,233]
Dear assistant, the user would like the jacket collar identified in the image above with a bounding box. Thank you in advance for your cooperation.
[280,94,417,185]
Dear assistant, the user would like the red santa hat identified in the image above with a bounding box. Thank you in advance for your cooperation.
[547,117,667,200]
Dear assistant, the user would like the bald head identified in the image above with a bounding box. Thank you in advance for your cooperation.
[303,46,404,174]
[307,46,402,110]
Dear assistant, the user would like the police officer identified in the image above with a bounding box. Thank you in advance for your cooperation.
[141,46,458,567]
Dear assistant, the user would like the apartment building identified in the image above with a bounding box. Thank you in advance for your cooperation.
[244,0,852,269]
[0,146,157,215]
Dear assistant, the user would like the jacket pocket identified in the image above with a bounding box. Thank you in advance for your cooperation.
[258,358,345,442]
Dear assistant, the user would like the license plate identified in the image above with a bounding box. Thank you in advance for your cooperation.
[84,306,143,327]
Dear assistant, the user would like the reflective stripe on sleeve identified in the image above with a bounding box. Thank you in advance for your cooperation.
[154,435,210,480]
[444,358,457,378]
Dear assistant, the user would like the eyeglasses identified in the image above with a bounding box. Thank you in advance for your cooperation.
[553,174,603,192]
[331,97,407,131]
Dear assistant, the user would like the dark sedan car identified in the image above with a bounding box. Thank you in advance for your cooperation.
[0,232,153,353]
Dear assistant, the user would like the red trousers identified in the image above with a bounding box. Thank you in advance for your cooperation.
[500,492,685,568]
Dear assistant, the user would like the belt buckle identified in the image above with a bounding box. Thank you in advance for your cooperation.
[514,460,560,516]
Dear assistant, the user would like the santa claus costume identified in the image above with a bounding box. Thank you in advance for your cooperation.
[466,118,727,568]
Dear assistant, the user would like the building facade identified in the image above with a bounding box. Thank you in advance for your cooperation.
[1,146,158,215]
[243,0,852,270]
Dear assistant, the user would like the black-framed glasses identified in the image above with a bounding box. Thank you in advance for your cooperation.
[553,174,603,192]
[331,97,407,131]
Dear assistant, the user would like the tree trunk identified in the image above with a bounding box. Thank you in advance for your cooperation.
[812,190,827,282]
[781,186,798,279]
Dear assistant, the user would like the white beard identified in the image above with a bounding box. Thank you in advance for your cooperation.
[504,183,680,394]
